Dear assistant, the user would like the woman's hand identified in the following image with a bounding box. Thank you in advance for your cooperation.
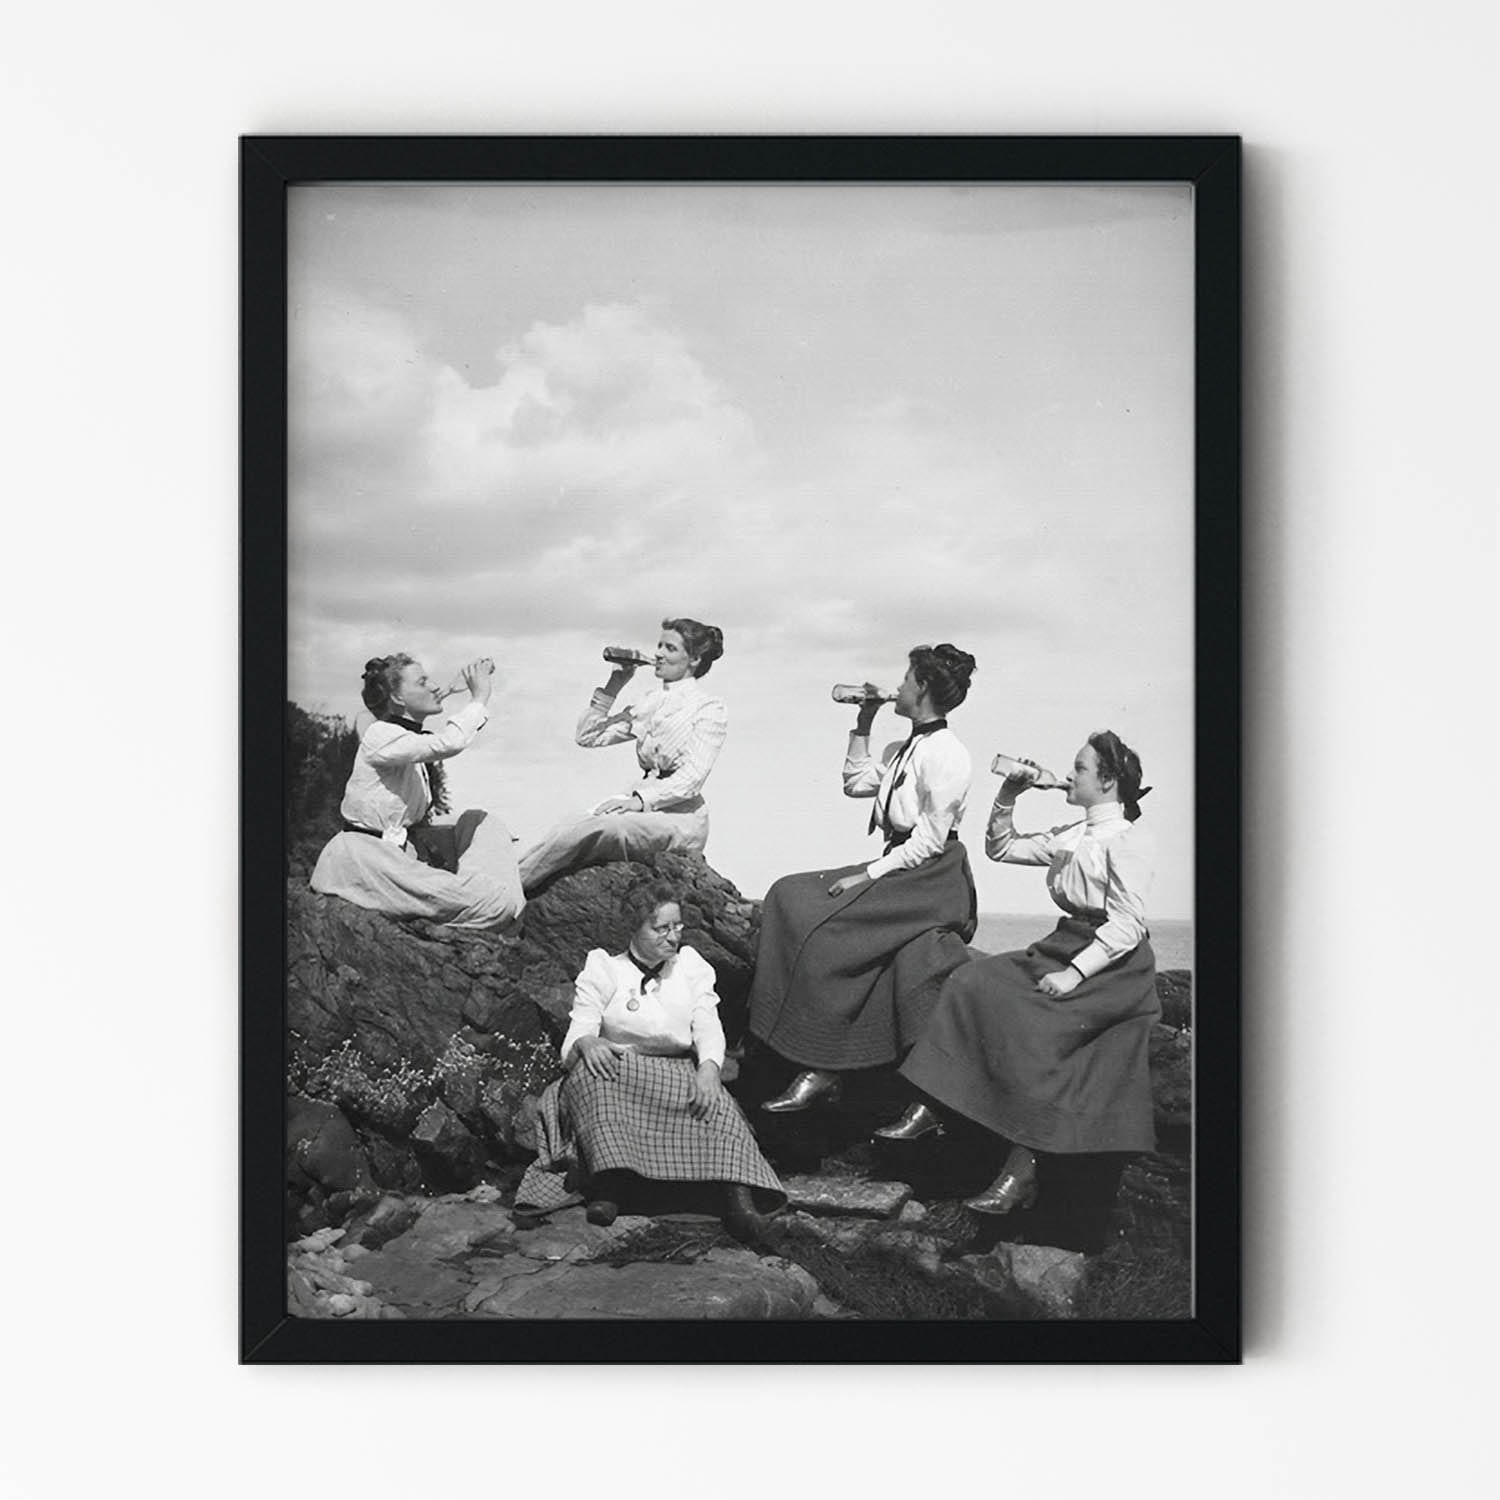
[999,758,1043,801]
[1037,967,1082,998]
[828,871,872,898]
[572,1036,628,1080]
[595,793,645,815]
[462,657,495,706]
[687,1061,722,1119]
[853,683,884,736]
[603,665,637,694]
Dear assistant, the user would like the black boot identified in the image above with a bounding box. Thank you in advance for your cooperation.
[586,1169,630,1226]
[723,1184,766,1243]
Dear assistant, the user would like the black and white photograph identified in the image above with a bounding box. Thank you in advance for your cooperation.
[251,142,1237,1354]
[13,0,1498,1490]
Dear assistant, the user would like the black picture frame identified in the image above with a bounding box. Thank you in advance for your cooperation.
[242,134,1240,1364]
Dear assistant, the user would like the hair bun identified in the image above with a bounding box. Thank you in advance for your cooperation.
[934,643,976,684]
[363,656,390,679]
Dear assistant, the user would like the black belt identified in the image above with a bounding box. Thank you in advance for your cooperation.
[882,828,960,854]
[342,821,389,840]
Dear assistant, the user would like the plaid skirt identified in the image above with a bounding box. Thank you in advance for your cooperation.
[901,915,1161,1154]
[514,1053,786,1213]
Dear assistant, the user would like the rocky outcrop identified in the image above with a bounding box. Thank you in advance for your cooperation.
[285,852,760,1235]
[285,843,1194,1322]
[289,1191,817,1321]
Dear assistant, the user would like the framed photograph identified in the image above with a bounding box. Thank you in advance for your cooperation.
[243,135,1240,1363]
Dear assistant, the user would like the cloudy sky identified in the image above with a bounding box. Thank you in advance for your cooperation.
[288,182,1194,917]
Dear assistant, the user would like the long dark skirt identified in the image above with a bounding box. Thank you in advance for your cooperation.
[747,840,978,1071]
[514,1053,786,1213]
[901,916,1159,1154]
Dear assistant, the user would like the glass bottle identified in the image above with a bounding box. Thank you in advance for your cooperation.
[991,753,1069,791]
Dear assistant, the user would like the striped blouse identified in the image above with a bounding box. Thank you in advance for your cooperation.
[576,676,729,811]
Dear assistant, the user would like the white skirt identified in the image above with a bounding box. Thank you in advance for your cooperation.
[517,804,709,894]
[309,808,524,932]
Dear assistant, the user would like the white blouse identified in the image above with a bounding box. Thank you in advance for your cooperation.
[338,701,489,847]
[576,676,729,812]
[559,945,727,1070]
[986,798,1155,979]
[843,724,972,881]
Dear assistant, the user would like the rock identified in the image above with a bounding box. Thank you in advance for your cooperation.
[958,1243,1088,1319]
[898,1200,928,1224]
[477,1079,533,1154]
[345,1193,422,1249]
[781,1174,913,1219]
[286,1098,380,1228]
[782,1213,945,1276]
[468,1252,816,1320]
[517,853,761,1029]
[1149,1022,1192,1131]
[512,1094,541,1153]
[394,1199,515,1259]
[530,981,576,1031]
[411,1100,486,1186]
[288,1242,401,1320]
[291,1225,345,1254]
[459,1183,504,1204]
[460,983,528,1035]
[1155,969,1192,1030]
[511,1207,652,1263]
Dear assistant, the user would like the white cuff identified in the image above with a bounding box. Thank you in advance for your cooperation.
[1069,941,1111,980]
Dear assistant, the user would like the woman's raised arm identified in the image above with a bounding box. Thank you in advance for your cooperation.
[576,677,639,748]
[362,701,489,768]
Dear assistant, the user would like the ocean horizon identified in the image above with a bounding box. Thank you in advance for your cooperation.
[973,913,1193,971]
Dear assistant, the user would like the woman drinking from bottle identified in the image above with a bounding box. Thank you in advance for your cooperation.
[749,644,979,1112]
[309,654,524,932]
[518,618,728,894]
[877,731,1159,1216]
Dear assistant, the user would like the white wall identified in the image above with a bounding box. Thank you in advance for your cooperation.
[4,4,1494,1497]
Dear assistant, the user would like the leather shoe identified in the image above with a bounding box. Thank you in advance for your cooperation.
[761,1069,843,1113]
[873,1102,945,1142]
[964,1147,1039,1216]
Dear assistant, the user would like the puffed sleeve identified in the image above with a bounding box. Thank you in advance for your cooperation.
[985,799,1071,866]
[1069,825,1155,978]
[576,688,638,748]
[843,735,895,798]
[559,949,617,1064]
[362,702,488,767]
[864,735,972,880]
[678,947,726,1070]
[634,695,729,810]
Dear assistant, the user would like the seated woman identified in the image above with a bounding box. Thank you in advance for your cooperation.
[879,731,1159,1215]
[309,654,524,933]
[518,618,728,895]
[515,879,785,1239]
[748,644,979,1112]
